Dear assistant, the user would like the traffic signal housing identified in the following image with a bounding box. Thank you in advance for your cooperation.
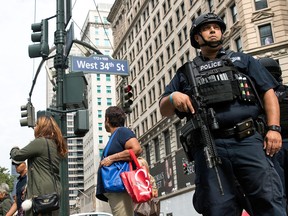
[28,19,49,58]
[74,110,89,137]
[20,102,35,127]
[122,85,133,114]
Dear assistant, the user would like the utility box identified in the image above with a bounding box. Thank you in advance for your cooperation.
[63,72,88,109]
[74,109,89,136]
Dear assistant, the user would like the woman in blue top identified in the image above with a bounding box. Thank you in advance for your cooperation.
[96,106,142,216]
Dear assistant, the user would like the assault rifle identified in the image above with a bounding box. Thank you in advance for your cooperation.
[180,62,224,195]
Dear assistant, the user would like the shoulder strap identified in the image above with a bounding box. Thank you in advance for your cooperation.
[103,129,118,158]
[193,56,204,67]
[31,139,59,195]
[223,50,234,59]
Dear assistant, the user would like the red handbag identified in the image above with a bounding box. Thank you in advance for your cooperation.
[120,149,152,203]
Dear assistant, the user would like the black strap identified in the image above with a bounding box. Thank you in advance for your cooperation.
[46,139,58,189]
[31,139,58,196]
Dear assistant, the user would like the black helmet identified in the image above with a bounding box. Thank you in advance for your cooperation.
[258,57,282,82]
[190,13,226,48]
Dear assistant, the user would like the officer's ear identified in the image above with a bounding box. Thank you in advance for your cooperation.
[194,34,201,45]
[194,34,199,43]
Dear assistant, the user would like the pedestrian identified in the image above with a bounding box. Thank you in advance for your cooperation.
[6,160,28,216]
[96,106,142,216]
[134,157,160,216]
[10,115,68,216]
[137,157,158,198]
[159,12,285,216]
[258,57,288,213]
[0,183,13,216]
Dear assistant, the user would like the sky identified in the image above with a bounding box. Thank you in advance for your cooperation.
[0,0,115,172]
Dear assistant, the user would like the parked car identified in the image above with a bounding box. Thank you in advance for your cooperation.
[70,212,113,216]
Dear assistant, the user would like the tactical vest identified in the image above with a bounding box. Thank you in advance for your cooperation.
[191,54,260,107]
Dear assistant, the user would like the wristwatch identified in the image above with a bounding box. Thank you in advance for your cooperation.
[267,125,281,133]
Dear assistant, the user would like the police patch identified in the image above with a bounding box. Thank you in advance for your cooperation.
[199,60,223,72]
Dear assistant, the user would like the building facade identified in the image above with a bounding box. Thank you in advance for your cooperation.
[76,4,115,214]
[107,0,288,215]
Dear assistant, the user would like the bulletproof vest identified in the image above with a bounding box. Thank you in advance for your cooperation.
[192,55,259,106]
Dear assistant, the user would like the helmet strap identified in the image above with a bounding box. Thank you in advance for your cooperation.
[198,33,223,48]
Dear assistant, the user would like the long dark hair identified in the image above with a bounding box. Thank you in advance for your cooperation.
[34,116,68,157]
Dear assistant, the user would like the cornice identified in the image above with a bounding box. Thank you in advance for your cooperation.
[251,11,274,22]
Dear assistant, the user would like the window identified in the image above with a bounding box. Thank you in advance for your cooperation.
[97,98,101,105]
[175,121,182,149]
[255,0,268,10]
[106,74,111,81]
[230,4,238,23]
[259,24,274,45]
[97,85,101,93]
[178,32,183,46]
[235,37,242,52]
[104,39,110,46]
[107,98,112,106]
[154,137,160,162]
[97,74,100,81]
[95,38,100,46]
[99,148,103,157]
[106,86,112,94]
[180,2,185,16]
[98,110,102,118]
[176,9,180,22]
[145,145,151,165]
[183,26,188,41]
[164,130,171,155]
[98,123,103,131]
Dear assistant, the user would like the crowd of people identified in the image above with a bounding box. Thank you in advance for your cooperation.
[1,11,287,216]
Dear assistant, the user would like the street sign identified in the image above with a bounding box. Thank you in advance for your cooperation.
[70,55,129,76]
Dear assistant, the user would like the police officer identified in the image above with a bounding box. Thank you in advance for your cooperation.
[159,13,285,216]
[259,57,288,213]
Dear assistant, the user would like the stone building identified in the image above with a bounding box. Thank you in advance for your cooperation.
[107,0,288,215]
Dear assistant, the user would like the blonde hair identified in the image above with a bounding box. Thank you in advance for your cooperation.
[137,157,149,171]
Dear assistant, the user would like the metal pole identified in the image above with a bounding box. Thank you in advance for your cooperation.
[54,0,69,215]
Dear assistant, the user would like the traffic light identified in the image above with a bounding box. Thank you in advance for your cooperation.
[28,19,49,58]
[183,162,188,174]
[122,85,133,114]
[20,102,35,127]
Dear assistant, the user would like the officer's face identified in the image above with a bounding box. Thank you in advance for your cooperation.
[194,22,222,47]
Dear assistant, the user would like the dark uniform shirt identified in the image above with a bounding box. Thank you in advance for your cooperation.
[161,49,279,128]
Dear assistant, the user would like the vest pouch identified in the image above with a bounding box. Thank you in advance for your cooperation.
[199,80,234,105]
